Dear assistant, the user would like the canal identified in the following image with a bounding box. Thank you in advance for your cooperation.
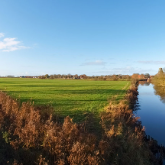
[135,82,165,145]
[135,82,165,163]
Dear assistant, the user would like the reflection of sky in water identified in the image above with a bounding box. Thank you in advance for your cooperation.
[135,84,165,146]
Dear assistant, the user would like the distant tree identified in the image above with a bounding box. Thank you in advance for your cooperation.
[158,68,164,75]
[121,75,131,80]
[112,75,118,81]
[153,68,165,86]
[57,74,61,78]
[132,73,139,79]
[67,74,71,79]
[144,73,150,78]
[6,75,15,78]
[45,74,49,79]
[118,74,122,79]
[38,75,45,79]
[139,74,144,79]
[50,75,54,79]
[80,74,87,79]
[74,74,78,79]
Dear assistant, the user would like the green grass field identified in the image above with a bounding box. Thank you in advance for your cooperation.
[0,78,130,121]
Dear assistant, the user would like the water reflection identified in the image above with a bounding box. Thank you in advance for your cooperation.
[140,79,165,104]
[133,102,140,112]
[153,85,165,104]
[139,81,150,86]
[135,82,165,164]
[135,82,165,145]
[133,81,151,112]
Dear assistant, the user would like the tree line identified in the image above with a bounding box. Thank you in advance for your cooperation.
[131,73,150,79]
[38,74,132,81]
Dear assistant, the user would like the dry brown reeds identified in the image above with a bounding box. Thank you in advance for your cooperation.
[0,92,102,165]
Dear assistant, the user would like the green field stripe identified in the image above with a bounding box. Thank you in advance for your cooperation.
[0,78,130,121]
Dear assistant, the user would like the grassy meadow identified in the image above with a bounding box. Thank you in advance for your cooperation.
[0,78,130,121]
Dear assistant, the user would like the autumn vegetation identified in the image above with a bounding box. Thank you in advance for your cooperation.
[131,73,150,79]
[152,68,165,104]
[0,80,164,164]
[153,68,165,86]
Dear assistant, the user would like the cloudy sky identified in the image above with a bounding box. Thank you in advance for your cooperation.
[0,0,165,76]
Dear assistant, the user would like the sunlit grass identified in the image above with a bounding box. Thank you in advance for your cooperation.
[0,78,130,121]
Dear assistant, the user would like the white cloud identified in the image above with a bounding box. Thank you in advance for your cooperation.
[0,33,4,38]
[81,60,106,66]
[0,33,29,52]
[138,61,165,64]
[95,66,154,75]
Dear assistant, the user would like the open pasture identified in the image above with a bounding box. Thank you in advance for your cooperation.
[0,78,130,120]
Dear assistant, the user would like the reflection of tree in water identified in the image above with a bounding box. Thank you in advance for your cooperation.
[133,81,150,112]
[139,81,150,86]
[153,85,165,103]
[133,101,141,112]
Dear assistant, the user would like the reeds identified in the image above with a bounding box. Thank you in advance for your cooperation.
[0,92,102,164]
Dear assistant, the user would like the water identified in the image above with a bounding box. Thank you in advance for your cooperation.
[135,83,165,146]
[135,82,165,164]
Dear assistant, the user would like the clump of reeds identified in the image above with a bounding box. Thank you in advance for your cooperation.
[100,82,164,164]
[0,92,102,165]
[100,101,150,165]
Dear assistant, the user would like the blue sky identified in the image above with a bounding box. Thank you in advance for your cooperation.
[0,0,165,76]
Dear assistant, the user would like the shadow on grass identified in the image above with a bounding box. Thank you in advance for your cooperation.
[6,89,126,95]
